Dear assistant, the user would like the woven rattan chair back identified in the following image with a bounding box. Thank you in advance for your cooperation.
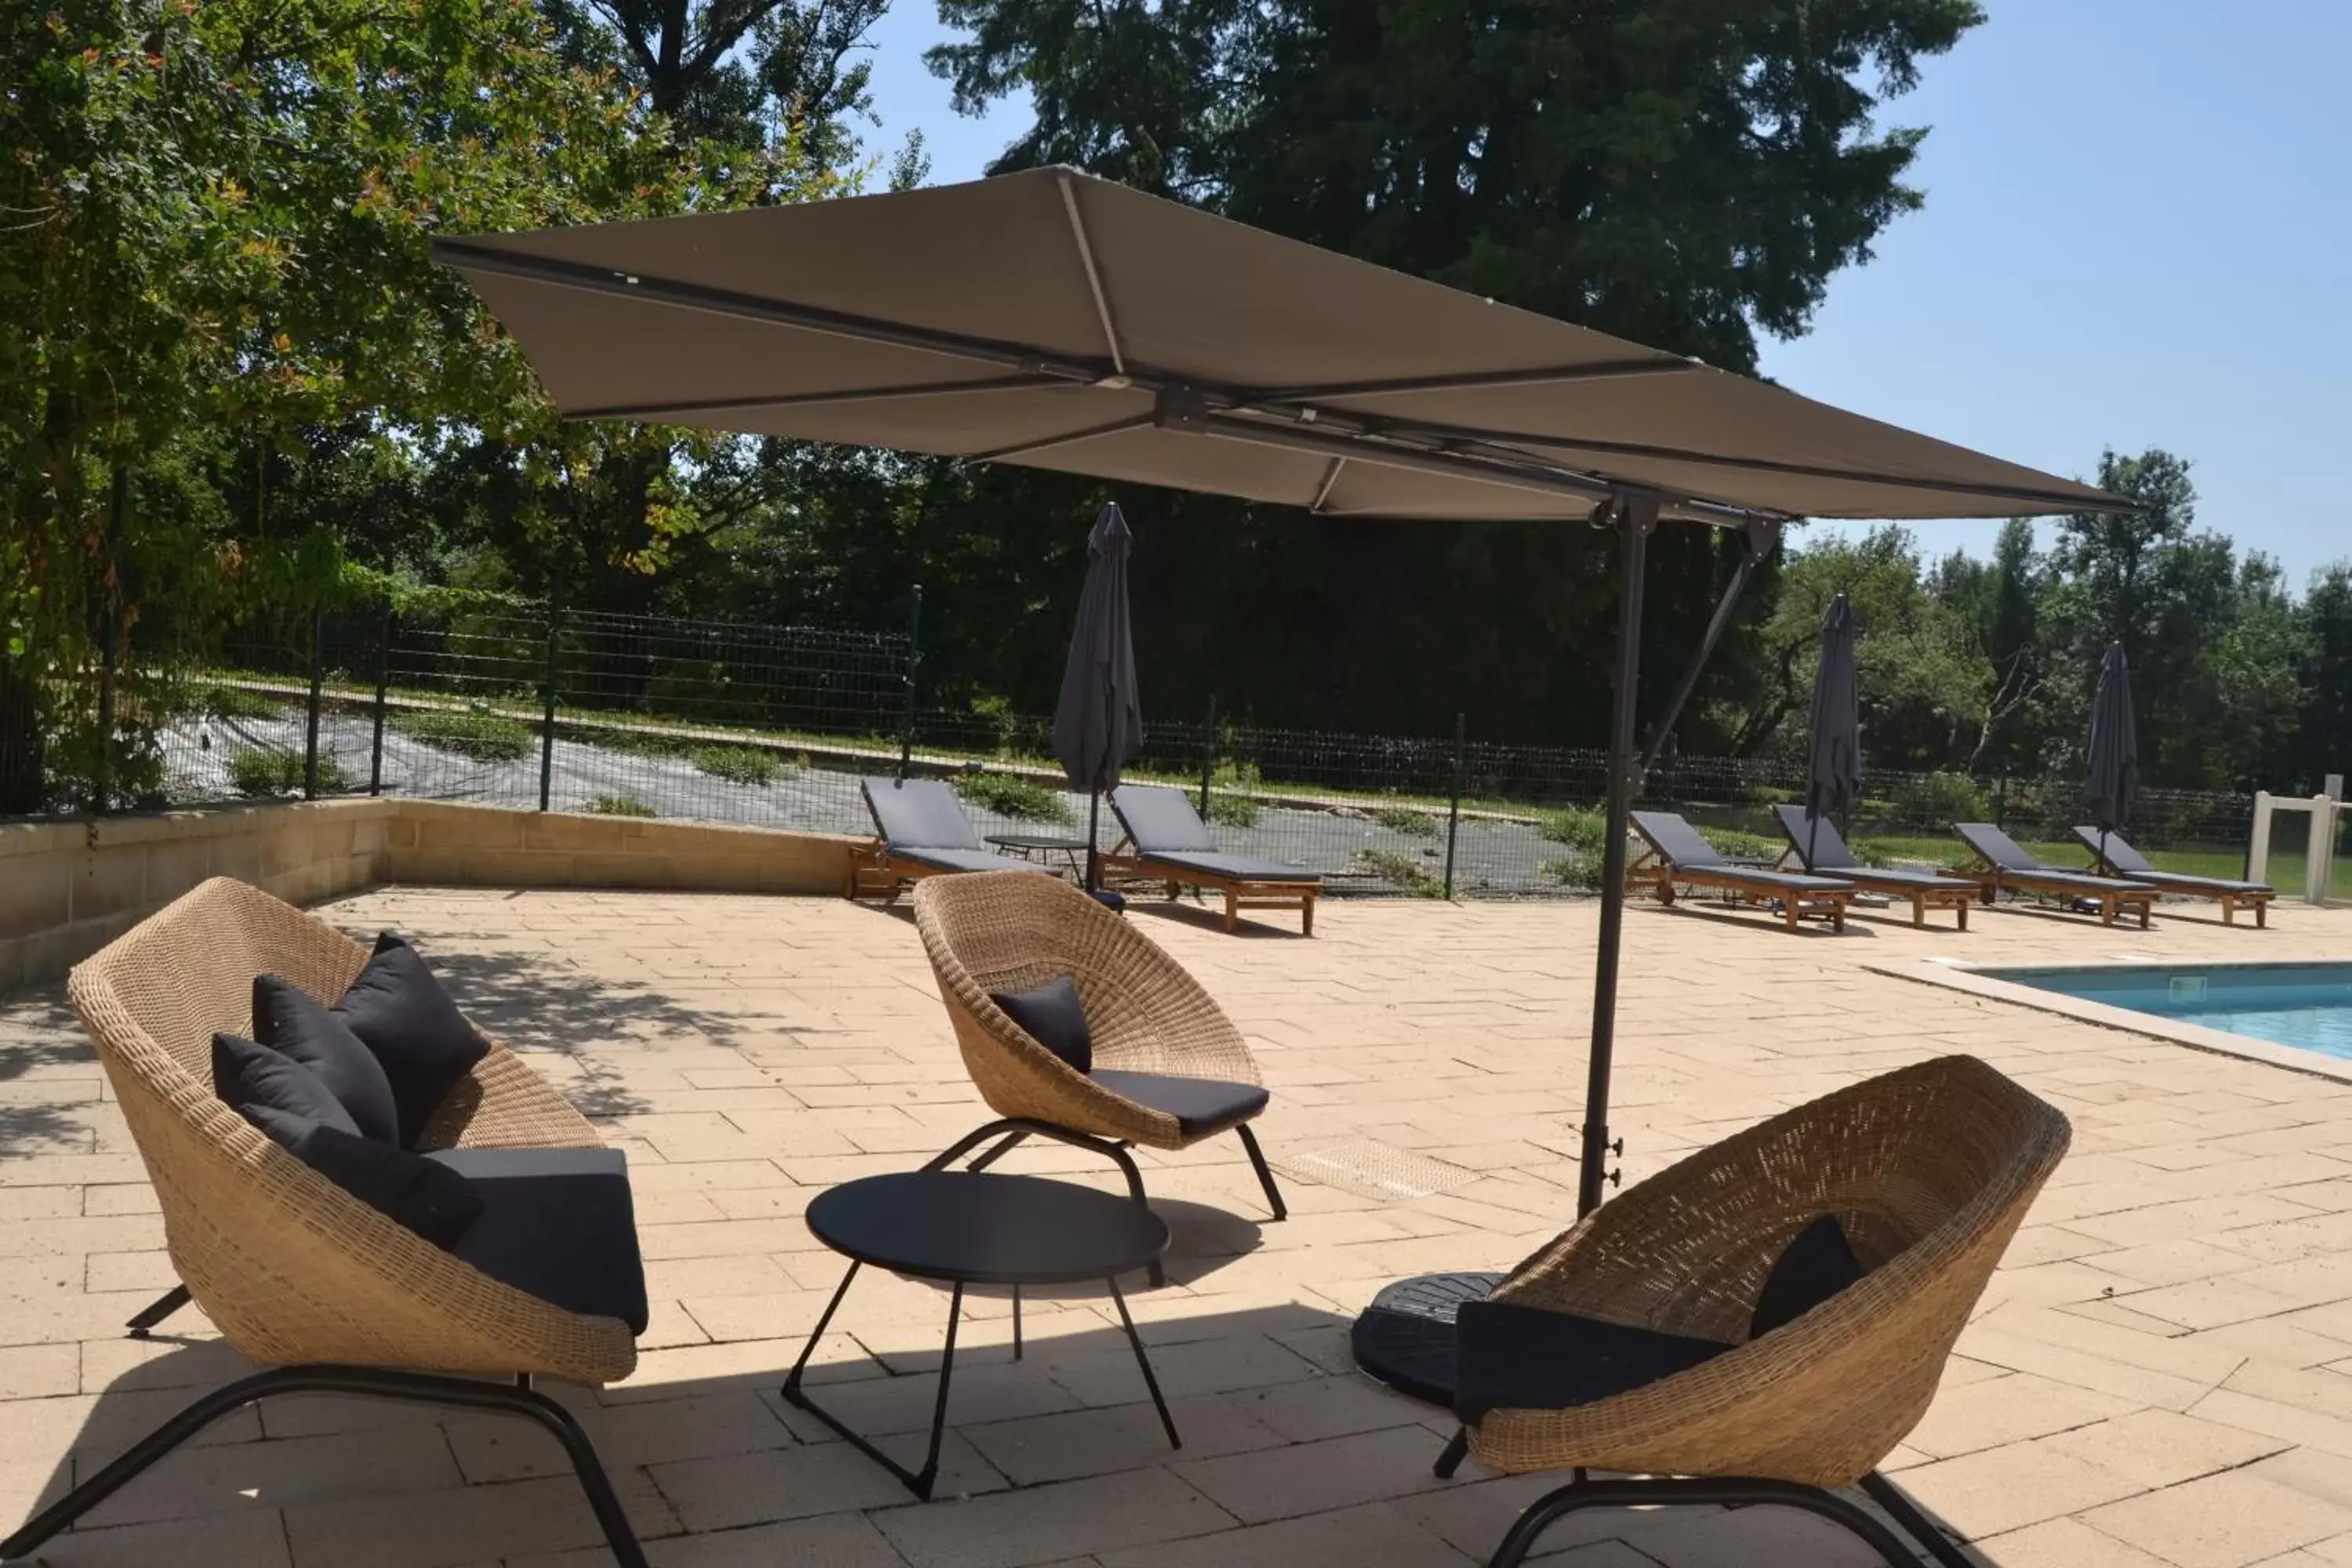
[910,870,1261,1149]
[1470,1054,2068,1486]
[68,877,633,1383]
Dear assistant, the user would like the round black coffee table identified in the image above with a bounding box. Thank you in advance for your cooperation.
[782,1171,1177,1499]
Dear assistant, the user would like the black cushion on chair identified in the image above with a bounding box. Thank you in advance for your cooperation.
[212,1033,361,1137]
[1454,1298,1730,1424]
[1089,1069,1269,1138]
[252,975,401,1146]
[426,1146,649,1334]
[1750,1214,1867,1339]
[335,934,492,1149]
[239,1103,484,1248]
[990,975,1093,1073]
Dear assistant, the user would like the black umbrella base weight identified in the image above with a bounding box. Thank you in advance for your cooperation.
[1349,1271,1506,1406]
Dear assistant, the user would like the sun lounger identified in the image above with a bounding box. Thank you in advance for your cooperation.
[851,776,1054,898]
[1628,810,1853,932]
[1951,822,2155,927]
[1102,784,1320,935]
[1771,804,1976,930]
[2071,826,2275,927]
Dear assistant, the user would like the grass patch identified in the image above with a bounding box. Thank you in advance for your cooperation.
[1537,808,1611,852]
[1352,847,1446,897]
[394,709,535,762]
[954,771,1074,825]
[1371,803,1440,837]
[1206,793,1261,828]
[227,747,348,797]
[1539,855,1605,889]
[201,684,286,721]
[690,745,784,786]
[588,793,656,818]
[1694,826,1778,861]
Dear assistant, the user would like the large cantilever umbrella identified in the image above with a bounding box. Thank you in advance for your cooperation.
[435,166,2128,1216]
[1804,594,1862,868]
[2087,642,2140,864]
[1053,501,1145,891]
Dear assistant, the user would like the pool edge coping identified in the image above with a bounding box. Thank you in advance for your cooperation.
[1865,957,2352,1089]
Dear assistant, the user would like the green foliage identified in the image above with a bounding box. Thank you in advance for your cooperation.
[1540,855,1606,890]
[1205,793,1260,827]
[1694,826,1778,862]
[1889,771,1992,828]
[1371,803,1439,837]
[201,685,286,721]
[588,793,656,817]
[1537,808,1611,853]
[394,710,535,762]
[954,771,1074,824]
[1352,848,1444,898]
[690,745,784,786]
[227,747,347,797]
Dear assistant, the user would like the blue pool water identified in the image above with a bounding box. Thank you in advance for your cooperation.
[1984,963,2352,1060]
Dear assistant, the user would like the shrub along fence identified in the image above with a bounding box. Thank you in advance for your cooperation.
[17,596,2267,899]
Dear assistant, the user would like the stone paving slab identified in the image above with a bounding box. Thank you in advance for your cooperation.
[5,884,2352,1566]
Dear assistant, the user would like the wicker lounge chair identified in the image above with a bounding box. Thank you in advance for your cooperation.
[2071,826,2275,927]
[1771,805,1976,930]
[910,870,1286,1287]
[1102,783,1319,935]
[1954,822,2156,927]
[1,878,650,1568]
[1436,1054,2070,1568]
[849,775,1057,899]
[1628,811,1853,932]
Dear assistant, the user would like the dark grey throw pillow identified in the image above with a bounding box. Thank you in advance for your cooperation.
[252,975,401,1145]
[1749,1214,1867,1339]
[239,1102,484,1249]
[989,974,1092,1073]
[333,934,491,1149]
[212,1033,361,1138]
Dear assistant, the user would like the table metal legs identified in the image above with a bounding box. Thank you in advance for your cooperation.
[782,1261,1179,1501]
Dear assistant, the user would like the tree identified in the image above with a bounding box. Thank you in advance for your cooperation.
[2299,564,2352,787]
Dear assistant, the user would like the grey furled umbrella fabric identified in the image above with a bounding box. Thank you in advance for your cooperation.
[1804,593,1862,863]
[2087,642,2140,838]
[436,167,2129,527]
[1052,502,1144,796]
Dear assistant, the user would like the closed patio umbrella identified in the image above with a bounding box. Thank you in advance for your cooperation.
[1804,594,1861,868]
[1052,502,1145,890]
[2087,642,2139,862]
[436,165,2131,1215]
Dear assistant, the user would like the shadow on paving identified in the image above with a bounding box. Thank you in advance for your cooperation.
[13,1296,1987,1568]
[0,989,97,1160]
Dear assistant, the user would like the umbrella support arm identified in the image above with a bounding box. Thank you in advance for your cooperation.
[1639,519,1780,775]
[1579,492,1657,1218]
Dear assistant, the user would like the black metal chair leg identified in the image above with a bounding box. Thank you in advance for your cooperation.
[968,1129,1029,1171]
[1859,1471,1978,1568]
[1433,1426,1469,1478]
[924,1119,1166,1287]
[1235,1123,1287,1221]
[1107,1276,1181,1450]
[0,1365,648,1568]
[1483,1476,1923,1568]
[124,1283,191,1339]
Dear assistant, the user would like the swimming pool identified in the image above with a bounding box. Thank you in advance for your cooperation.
[1980,962,2352,1060]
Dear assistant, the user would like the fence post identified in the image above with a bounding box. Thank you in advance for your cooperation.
[1199,694,1218,817]
[303,602,325,800]
[896,583,923,782]
[539,603,563,811]
[370,604,392,797]
[1443,711,1465,899]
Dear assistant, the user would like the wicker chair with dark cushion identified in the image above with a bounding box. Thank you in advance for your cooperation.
[1437,1054,2070,1568]
[0,877,650,1568]
[910,869,1286,1285]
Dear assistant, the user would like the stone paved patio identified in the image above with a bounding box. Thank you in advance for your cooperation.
[6,883,2352,1567]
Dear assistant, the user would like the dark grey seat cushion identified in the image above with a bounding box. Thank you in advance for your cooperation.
[888,844,1053,875]
[241,1103,483,1248]
[1842,865,1975,891]
[1134,850,1320,886]
[1090,1070,1269,1138]
[1111,784,1220,853]
[862,776,984,851]
[2071,826,2270,894]
[1454,1299,1728,1424]
[252,975,401,1146]
[335,935,492,1149]
[426,1146,648,1334]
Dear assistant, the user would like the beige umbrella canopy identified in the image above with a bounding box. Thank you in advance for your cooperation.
[434,167,2116,527]
[437,167,2129,1216]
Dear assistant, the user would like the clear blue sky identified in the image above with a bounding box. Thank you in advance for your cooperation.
[855,1,2350,586]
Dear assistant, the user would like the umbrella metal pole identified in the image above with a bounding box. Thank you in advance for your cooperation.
[1087,789,1102,891]
[1580,493,1656,1218]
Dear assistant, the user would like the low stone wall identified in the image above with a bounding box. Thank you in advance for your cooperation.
[0,798,863,994]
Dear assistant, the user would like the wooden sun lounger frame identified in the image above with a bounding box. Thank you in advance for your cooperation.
[2073,831,2275,927]
[1775,855,1973,931]
[1101,838,1319,935]
[844,844,1051,901]
[1957,848,2156,928]
[1625,842,1850,933]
